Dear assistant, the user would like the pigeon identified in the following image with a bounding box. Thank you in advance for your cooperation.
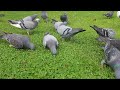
[8,18,40,35]
[43,32,59,55]
[117,11,120,18]
[0,31,35,50]
[101,39,120,79]
[60,12,68,23]
[52,19,86,39]
[41,11,48,22]
[103,11,114,19]
[90,25,116,42]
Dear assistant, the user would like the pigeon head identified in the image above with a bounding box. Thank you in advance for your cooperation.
[29,43,35,50]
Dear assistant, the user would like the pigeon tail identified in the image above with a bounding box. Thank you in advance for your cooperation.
[29,43,35,50]
[8,20,19,24]
[90,25,99,30]
[46,40,58,55]
[62,28,86,38]
[90,25,103,36]
[26,42,35,50]
[70,28,86,36]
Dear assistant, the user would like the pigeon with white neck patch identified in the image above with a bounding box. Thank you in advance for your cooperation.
[8,18,40,35]
[43,32,59,55]
[0,31,35,50]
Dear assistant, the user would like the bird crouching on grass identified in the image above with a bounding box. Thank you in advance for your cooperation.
[43,32,59,55]
[0,31,35,50]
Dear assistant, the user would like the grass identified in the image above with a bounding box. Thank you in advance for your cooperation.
[0,11,119,79]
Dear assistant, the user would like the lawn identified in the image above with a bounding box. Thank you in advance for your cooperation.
[0,11,119,79]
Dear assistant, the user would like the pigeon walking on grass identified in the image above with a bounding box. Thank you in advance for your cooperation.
[8,18,40,35]
[90,25,116,42]
[0,31,35,50]
[52,19,86,39]
[103,11,114,19]
[43,32,59,55]
[101,38,120,79]
[41,11,48,23]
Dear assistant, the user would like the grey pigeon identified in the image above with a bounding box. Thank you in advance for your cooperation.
[101,39,120,79]
[53,19,86,39]
[7,14,38,24]
[8,18,40,35]
[0,31,35,50]
[41,11,48,23]
[60,12,68,23]
[90,25,115,42]
[103,11,114,19]
[43,32,59,55]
